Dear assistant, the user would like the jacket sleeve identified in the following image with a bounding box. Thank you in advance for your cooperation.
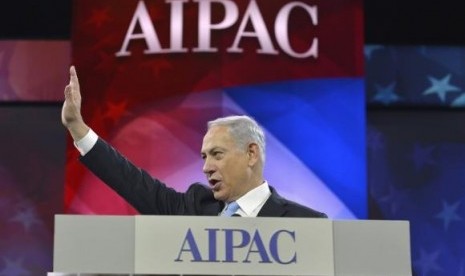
[80,138,197,215]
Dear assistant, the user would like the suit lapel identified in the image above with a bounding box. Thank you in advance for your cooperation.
[257,186,287,217]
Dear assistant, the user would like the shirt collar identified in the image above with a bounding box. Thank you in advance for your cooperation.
[236,181,271,217]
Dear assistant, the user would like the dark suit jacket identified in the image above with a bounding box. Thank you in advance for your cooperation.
[81,139,327,218]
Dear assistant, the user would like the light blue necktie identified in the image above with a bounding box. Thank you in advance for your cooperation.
[222,201,240,217]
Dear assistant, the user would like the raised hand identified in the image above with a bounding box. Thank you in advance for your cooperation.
[61,66,89,141]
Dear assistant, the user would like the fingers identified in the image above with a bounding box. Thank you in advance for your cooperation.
[69,65,80,89]
[70,65,76,78]
[64,84,70,99]
[65,84,75,97]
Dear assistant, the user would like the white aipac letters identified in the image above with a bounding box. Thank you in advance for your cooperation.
[115,0,164,56]
[226,0,278,55]
[115,0,318,59]
[193,0,239,52]
[275,2,318,58]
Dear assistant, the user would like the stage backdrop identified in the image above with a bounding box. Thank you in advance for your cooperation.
[67,0,365,219]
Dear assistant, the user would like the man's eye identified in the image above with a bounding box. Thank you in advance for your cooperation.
[213,152,223,158]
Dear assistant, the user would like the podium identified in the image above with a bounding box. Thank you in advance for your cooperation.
[50,215,411,275]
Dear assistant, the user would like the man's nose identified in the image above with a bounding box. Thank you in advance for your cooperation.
[202,159,214,175]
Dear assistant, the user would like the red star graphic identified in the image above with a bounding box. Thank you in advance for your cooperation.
[103,100,129,123]
[87,8,111,28]
[141,59,173,77]
[91,33,120,52]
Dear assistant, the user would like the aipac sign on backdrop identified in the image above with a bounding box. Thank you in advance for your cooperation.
[116,0,318,58]
[68,0,365,219]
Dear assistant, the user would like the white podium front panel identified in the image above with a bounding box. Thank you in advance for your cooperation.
[54,215,135,274]
[333,220,411,276]
[134,216,334,275]
[53,215,411,275]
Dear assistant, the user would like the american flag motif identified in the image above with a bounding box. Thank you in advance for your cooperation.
[367,45,465,276]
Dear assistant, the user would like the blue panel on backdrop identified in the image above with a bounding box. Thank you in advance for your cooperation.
[225,78,366,218]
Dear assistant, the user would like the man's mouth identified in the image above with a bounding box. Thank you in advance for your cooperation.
[209,179,221,191]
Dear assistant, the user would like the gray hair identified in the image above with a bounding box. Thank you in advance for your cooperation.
[207,115,266,162]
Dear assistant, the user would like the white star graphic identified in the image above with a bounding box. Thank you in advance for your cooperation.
[451,92,465,107]
[364,45,384,60]
[10,207,42,232]
[408,144,436,170]
[0,258,30,276]
[379,185,405,215]
[423,74,461,102]
[435,200,462,231]
[413,249,442,276]
[373,82,400,105]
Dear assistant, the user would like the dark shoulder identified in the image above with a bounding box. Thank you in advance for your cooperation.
[267,186,328,218]
[185,183,223,216]
[186,182,212,195]
[283,198,328,218]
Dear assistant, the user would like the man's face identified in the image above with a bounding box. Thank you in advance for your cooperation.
[201,126,251,202]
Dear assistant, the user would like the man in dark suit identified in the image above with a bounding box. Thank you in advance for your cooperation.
[62,66,327,218]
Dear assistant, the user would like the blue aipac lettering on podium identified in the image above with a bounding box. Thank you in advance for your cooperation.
[174,228,297,264]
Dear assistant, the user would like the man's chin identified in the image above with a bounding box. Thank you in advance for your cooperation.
[212,191,228,202]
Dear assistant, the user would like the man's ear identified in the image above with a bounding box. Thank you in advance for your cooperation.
[247,143,260,166]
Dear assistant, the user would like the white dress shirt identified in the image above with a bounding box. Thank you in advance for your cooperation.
[228,182,271,217]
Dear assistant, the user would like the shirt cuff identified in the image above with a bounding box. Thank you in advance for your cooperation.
[74,129,98,156]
